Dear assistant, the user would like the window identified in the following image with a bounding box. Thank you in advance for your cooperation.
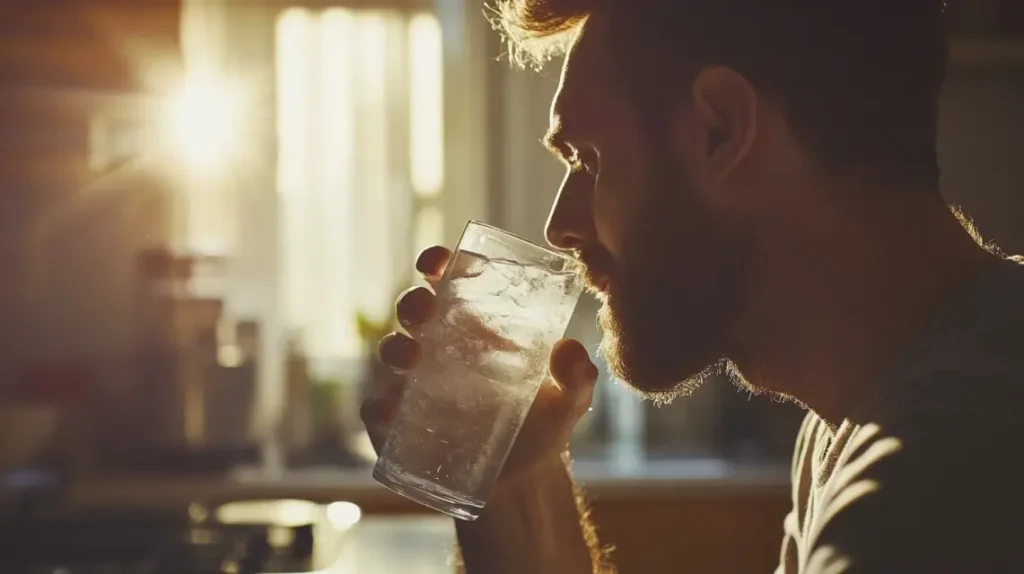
[275,7,445,374]
[168,0,451,458]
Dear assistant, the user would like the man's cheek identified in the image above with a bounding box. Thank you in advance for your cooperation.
[591,178,635,261]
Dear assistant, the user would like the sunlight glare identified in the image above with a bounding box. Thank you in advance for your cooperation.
[326,501,363,531]
[164,73,244,173]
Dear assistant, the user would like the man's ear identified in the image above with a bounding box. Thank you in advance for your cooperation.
[689,65,759,182]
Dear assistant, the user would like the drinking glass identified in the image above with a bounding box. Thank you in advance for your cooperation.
[373,221,584,520]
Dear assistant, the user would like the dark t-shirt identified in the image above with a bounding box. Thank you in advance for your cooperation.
[778,257,1024,574]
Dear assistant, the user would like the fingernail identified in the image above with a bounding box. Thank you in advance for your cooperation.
[414,253,432,274]
[415,246,447,275]
[379,333,414,366]
[397,287,433,328]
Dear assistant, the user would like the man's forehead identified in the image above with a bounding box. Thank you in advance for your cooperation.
[549,15,611,132]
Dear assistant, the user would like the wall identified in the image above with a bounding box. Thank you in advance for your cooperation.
[941,64,1024,252]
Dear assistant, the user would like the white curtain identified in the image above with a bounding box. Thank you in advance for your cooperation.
[275,8,445,376]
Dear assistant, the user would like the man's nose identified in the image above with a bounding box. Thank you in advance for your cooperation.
[545,173,594,250]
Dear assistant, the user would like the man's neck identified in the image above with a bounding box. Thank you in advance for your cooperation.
[736,191,1001,427]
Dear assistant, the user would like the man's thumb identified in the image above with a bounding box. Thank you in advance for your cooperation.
[549,338,598,396]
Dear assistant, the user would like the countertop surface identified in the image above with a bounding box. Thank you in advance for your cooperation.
[310,516,455,574]
[68,458,791,508]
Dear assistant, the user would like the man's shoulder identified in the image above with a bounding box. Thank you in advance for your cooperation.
[795,259,1024,572]
[847,364,1024,487]
[859,257,1024,443]
[812,371,1024,573]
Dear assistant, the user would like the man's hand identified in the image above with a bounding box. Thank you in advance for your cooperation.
[360,244,599,489]
[360,245,607,573]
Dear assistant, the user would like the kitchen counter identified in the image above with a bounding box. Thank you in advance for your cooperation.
[67,458,789,510]
[59,461,792,574]
[318,516,455,574]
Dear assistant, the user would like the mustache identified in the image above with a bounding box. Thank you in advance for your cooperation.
[573,247,617,290]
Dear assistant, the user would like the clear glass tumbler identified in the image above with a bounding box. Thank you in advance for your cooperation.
[373,221,584,520]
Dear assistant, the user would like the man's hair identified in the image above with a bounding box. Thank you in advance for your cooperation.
[490,0,950,187]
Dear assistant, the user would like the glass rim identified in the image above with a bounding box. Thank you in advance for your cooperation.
[465,220,581,268]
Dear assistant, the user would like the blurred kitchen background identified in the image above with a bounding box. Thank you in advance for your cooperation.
[0,1,1022,572]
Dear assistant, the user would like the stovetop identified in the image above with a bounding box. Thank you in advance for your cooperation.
[0,514,314,574]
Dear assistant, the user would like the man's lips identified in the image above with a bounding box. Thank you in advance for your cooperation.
[574,249,613,295]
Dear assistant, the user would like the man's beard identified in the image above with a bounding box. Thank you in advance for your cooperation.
[587,157,753,403]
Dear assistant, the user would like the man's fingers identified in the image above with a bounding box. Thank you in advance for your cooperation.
[415,246,451,285]
[549,339,599,391]
[396,286,435,331]
[360,396,399,453]
[378,332,420,371]
[548,339,598,412]
[414,246,492,290]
